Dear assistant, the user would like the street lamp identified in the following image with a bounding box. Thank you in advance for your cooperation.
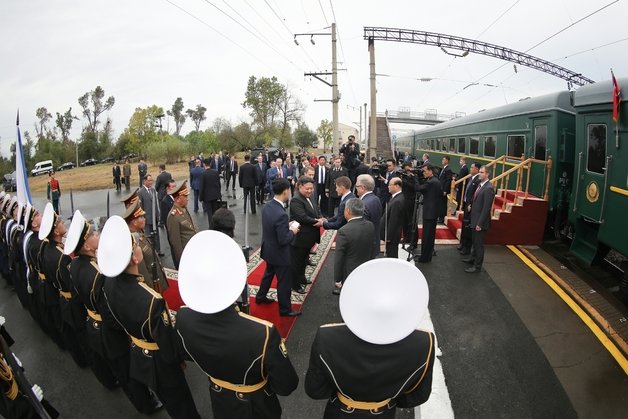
[294,24,341,151]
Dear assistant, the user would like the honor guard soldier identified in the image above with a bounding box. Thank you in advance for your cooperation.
[176,230,299,419]
[9,203,29,307]
[99,216,200,419]
[64,210,119,389]
[305,259,435,418]
[39,203,89,367]
[120,188,140,208]
[124,200,169,293]
[0,193,8,280]
[2,197,19,287]
[22,204,45,329]
[166,181,197,269]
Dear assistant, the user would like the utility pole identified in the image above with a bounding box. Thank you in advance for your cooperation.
[368,37,377,161]
[296,24,339,152]
[364,103,367,148]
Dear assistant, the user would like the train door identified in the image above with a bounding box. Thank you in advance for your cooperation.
[533,121,548,160]
[575,116,608,222]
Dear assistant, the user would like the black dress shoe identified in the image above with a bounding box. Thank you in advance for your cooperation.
[462,258,474,264]
[456,246,463,251]
[465,266,481,273]
[255,297,275,304]
[280,310,302,317]
[459,250,470,255]
[292,286,307,295]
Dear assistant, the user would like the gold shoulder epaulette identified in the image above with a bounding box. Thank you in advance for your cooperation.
[89,260,101,273]
[138,281,163,299]
[320,323,345,328]
[239,311,273,327]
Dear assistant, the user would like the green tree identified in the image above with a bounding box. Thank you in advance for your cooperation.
[55,107,77,143]
[277,87,304,147]
[294,123,317,151]
[78,86,115,133]
[124,105,164,156]
[242,76,285,139]
[167,97,186,136]
[186,104,207,132]
[185,130,218,156]
[23,130,36,169]
[317,119,333,152]
[233,122,254,150]
[35,107,52,139]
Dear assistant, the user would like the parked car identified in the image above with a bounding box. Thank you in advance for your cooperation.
[121,153,138,161]
[57,162,76,171]
[100,157,115,164]
[80,158,98,167]
[31,160,54,176]
[3,171,16,192]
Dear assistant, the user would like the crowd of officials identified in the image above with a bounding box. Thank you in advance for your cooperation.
[0,133,498,418]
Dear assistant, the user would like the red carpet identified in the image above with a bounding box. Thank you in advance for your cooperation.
[163,229,336,338]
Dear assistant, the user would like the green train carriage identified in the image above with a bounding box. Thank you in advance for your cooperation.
[399,91,576,215]
[569,77,628,264]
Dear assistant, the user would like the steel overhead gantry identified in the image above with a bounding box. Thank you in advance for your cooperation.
[363,27,595,87]
[363,26,595,159]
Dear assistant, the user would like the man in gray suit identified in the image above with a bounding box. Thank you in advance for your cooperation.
[333,198,374,295]
[138,174,163,256]
[463,166,495,273]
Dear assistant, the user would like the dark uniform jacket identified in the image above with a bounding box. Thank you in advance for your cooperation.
[289,194,321,249]
[70,255,107,355]
[439,165,453,196]
[238,162,258,189]
[361,192,382,258]
[176,306,299,419]
[470,181,495,230]
[155,170,173,202]
[260,199,294,267]
[381,193,405,244]
[25,233,45,304]
[326,167,348,199]
[323,192,354,230]
[305,325,435,418]
[334,218,374,284]
[104,272,182,388]
[199,168,222,202]
[42,241,85,329]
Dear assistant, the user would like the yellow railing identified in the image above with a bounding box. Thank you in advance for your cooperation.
[447,155,552,217]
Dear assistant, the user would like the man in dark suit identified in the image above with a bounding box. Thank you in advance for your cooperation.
[256,179,301,317]
[464,166,495,273]
[154,164,172,206]
[314,156,329,216]
[332,198,374,295]
[416,164,442,263]
[378,159,398,206]
[224,154,238,197]
[322,176,353,231]
[289,176,321,294]
[267,158,287,199]
[138,174,163,255]
[459,163,481,255]
[199,159,222,228]
[284,157,297,195]
[356,174,382,258]
[209,152,224,174]
[238,154,258,214]
[160,179,176,227]
[254,154,267,205]
[325,157,348,216]
[456,156,470,210]
[382,177,405,258]
[190,158,204,213]
[438,156,453,223]
[112,162,122,192]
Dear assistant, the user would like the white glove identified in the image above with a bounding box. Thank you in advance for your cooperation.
[27,284,33,294]
[0,316,5,326]
[31,384,44,402]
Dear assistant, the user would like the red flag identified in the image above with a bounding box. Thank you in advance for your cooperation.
[612,70,621,123]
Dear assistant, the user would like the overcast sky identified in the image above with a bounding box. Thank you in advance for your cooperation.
[1,0,626,158]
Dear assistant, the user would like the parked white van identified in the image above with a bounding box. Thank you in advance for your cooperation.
[31,160,54,176]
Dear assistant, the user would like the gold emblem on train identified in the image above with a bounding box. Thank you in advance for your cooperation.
[586,181,599,203]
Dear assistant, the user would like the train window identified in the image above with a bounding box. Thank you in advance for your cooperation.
[586,124,606,174]
[436,139,441,151]
[534,126,547,160]
[470,137,479,155]
[507,135,525,158]
[484,136,496,157]
[442,140,448,152]
[449,138,456,152]
[430,139,435,150]
[458,138,466,153]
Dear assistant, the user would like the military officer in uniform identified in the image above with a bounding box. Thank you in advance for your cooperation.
[124,200,169,293]
[166,181,197,269]
[99,216,200,419]
[39,202,89,366]
[176,230,299,419]
[64,210,119,390]
[120,188,140,208]
[305,258,435,418]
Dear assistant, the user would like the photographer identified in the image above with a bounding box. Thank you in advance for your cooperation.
[400,162,421,251]
[415,164,442,263]
[376,159,398,206]
[339,135,360,184]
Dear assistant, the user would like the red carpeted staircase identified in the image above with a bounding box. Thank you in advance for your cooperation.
[446,189,548,245]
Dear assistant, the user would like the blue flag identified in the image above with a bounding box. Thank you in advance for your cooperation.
[15,110,33,205]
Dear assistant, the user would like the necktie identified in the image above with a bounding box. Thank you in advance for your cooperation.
[231,161,234,171]
[307,198,314,210]
[473,182,484,201]
[278,169,282,178]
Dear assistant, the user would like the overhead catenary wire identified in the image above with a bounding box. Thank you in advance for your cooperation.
[328,1,359,107]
